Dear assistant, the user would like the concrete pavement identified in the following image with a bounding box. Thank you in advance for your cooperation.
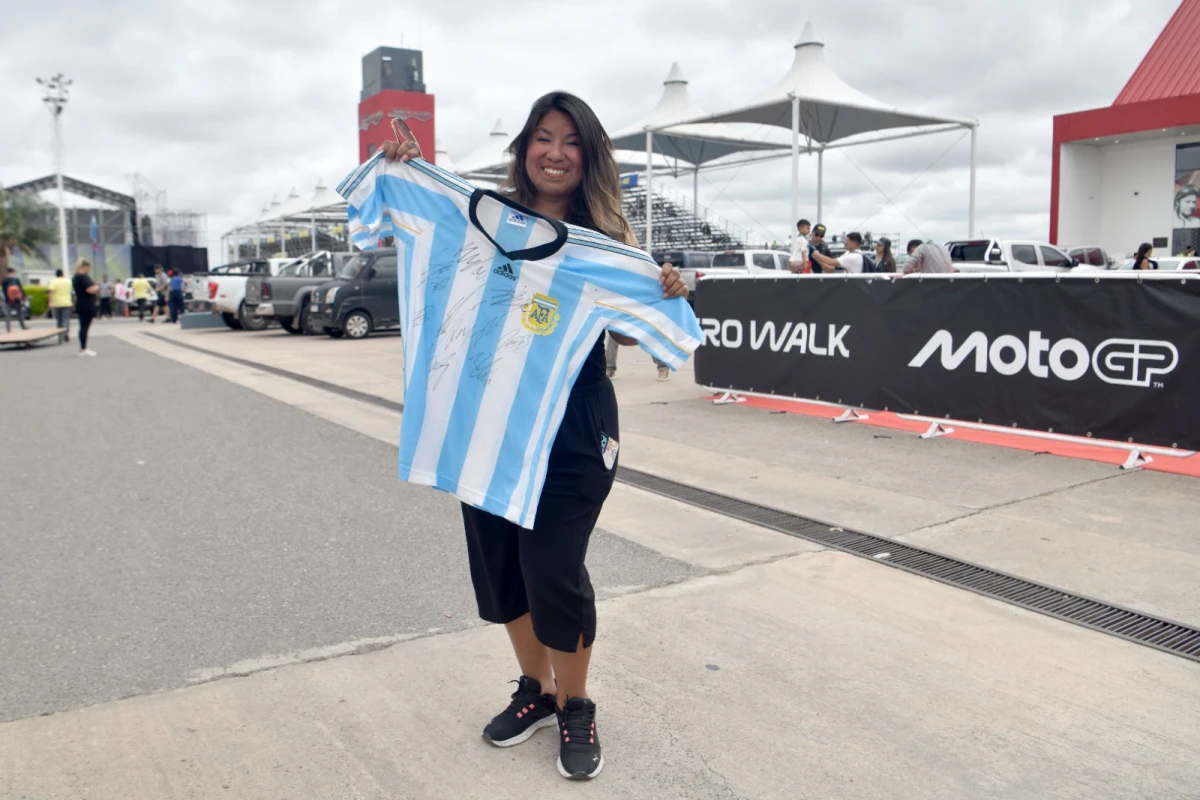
[0,321,1197,798]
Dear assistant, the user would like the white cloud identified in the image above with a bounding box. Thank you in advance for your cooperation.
[0,0,1178,262]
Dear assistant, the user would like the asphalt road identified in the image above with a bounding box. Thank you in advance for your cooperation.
[0,336,699,723]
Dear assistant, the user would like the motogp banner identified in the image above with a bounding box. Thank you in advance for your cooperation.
[693,276,1200,450]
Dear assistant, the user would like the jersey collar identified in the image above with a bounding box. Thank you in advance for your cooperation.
[468,189,568,263]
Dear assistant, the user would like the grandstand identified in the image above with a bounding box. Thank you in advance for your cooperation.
[621,175,769,252]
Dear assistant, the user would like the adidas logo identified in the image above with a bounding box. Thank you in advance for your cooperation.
[493,263,517,281]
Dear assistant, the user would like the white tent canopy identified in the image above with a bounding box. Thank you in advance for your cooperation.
[658,22,979,247]
[610,63,790,232]
[610,61,794,252]
[454,119,511,179]
[434,139,456,174]
[610,63,788,166]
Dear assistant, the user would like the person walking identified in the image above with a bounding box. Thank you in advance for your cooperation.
[48,268,74,341]
[72,259,99,356]
[384,91,688,782]
[152,265,170,323]
[130,272,151,321]
[874,238,898,274]
[168,269,185,323]
[903,239,955,274]
[3,266,28,333]
[98,275,114,318]
[1132,242,1157,271]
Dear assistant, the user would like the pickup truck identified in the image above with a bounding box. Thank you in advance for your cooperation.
[1064,245,1116,270]
[205,258,295,330]
[680,249,790,293]
[945,240,1080,274]
[245,251,352,335]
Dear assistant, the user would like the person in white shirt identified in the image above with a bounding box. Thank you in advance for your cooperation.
[811,231,866,273]
[788,218,811,273]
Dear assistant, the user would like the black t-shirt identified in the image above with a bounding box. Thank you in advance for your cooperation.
[73,274,97,313]
[2,275,22,304]
[809,242,833,273]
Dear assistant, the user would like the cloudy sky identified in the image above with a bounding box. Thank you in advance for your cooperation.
[0,0,1181,261]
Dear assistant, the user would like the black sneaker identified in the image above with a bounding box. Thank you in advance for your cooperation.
[481,676,557,748]
[556,697,603,780]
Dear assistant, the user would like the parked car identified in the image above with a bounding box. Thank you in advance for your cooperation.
[945,239,1079,273]
[653,250,713,287]
[307,249,399,339]
[204,258,293,331]
[245,251,351,335]
[683,248,790,293]
[1064,245,1115,269]
[1106,256,1200,271]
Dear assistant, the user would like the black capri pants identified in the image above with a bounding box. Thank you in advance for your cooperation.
[462,379,619,653]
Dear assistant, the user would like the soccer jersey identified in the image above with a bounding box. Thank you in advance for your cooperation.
[338,152,702,527]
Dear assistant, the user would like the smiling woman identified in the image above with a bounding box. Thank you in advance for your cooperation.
[381,90,688,782]
[502,92,635,247]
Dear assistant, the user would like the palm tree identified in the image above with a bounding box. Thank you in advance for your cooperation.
[0,187,55,271]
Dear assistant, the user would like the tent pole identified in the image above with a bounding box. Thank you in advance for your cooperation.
[693,166,699,215]
[817,148,824,224]
[790,95,800,248]
[311,210,317,253]
[645,130,654,252]
[968,124,978,237]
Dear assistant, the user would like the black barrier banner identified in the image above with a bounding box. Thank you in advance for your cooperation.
[693,276,1200,450]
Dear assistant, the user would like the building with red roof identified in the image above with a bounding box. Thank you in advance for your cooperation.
[1052,0,1200,258]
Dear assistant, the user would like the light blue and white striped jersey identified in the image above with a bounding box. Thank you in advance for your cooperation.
[338,152,702,527]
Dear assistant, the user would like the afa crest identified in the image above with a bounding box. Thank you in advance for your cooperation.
[522,293,561,336]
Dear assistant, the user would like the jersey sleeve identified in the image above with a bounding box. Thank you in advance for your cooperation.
[597,289,703,370]
[337,153,472,251]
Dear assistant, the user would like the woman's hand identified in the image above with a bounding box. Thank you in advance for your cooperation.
[381,139,421,163]
[659,262,688,299]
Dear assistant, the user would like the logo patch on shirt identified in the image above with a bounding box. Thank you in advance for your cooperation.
[600,434,619,471]
[493,262,517,281]
[506,212,528,229]
[522,293,560,335]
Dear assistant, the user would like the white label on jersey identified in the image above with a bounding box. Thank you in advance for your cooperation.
[506,212,528,228]
[601,434,619,470]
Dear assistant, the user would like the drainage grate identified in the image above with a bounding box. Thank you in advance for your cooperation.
[148,333,1200,664]
[145,333,405,412]
[616,466,1200,664]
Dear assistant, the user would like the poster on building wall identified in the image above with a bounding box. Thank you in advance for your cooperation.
[1173,143,1200,256]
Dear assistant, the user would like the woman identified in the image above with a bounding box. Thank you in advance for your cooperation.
[874,237,897,273]
[72,259,99,356]
[1132,242,1157,271]
[383,92,687,782]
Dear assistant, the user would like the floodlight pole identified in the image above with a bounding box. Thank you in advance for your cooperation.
[38,73,72,272]
[968,124,978,237]
[790,95,800,248]
[817,148,825,224]
[645,129,654,252]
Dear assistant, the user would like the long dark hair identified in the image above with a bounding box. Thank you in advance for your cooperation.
[1134,242,1154,270]
[503,91,634,245]
[876,239,897,273]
